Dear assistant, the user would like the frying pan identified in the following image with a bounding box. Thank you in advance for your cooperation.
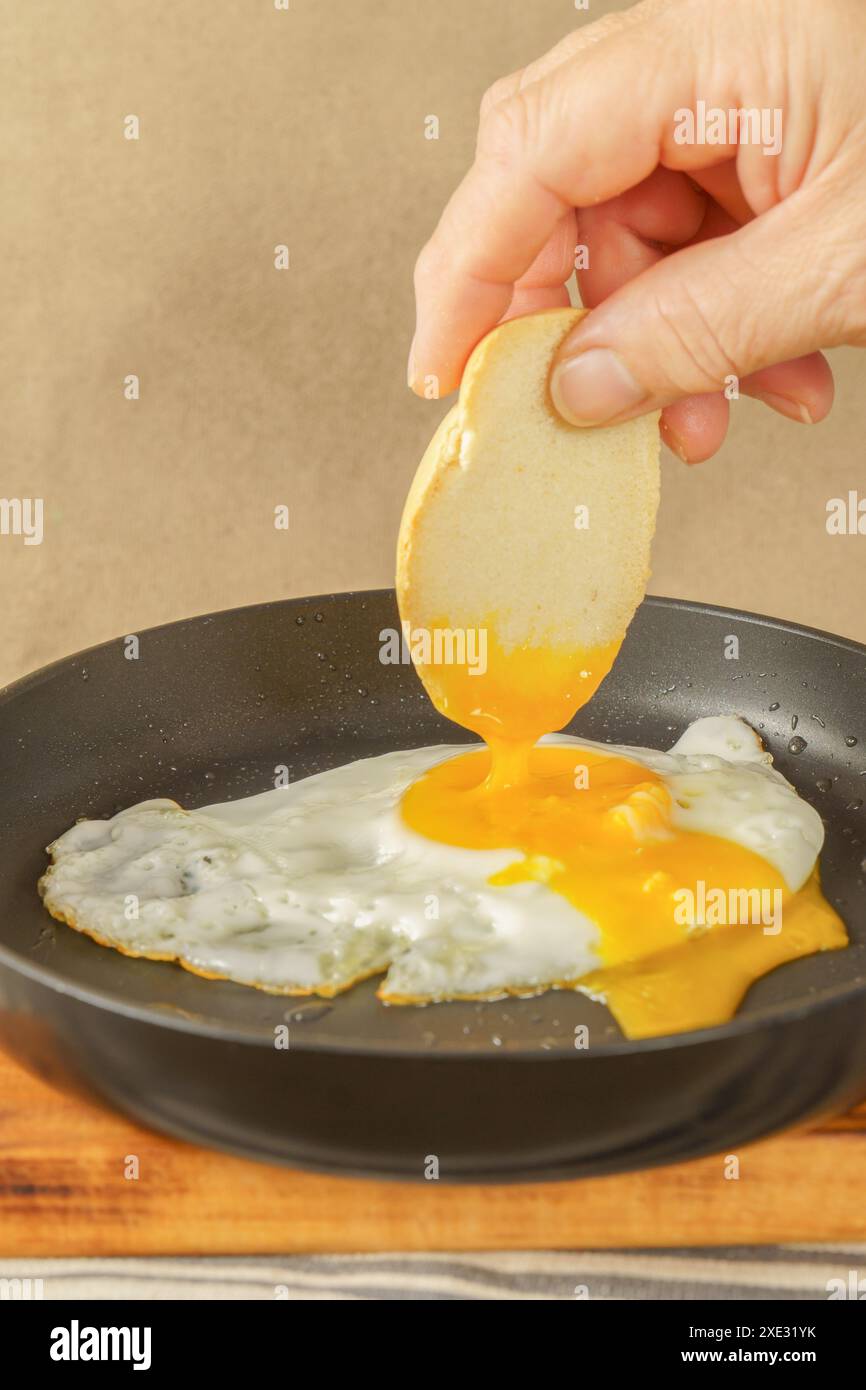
[1,591,866,1183]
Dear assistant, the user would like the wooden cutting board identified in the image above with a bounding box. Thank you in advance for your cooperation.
[1,1047,864,1256]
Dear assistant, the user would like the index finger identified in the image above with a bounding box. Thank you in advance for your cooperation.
[409,1,758,396]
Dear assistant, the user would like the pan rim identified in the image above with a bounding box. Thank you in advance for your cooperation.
[2,589,865,1059]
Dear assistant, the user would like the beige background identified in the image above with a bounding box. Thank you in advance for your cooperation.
[2,0,864,689]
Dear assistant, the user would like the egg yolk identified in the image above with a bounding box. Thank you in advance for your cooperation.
[400,626,847,1037]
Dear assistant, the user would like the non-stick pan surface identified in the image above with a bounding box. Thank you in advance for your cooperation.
[1,592,866,1181]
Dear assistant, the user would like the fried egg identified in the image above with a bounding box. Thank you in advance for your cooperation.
[39,715,846,1038]
[39,315,848,1039]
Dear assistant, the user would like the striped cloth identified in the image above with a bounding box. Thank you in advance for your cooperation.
[3,1247,865,1300]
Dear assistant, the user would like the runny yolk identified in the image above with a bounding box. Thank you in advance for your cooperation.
[408,625,621,791]
[400,626,847,1038]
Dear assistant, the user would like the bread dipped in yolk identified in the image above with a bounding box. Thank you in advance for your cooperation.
[396,310,846,1037]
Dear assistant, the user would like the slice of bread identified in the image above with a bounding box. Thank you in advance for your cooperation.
[397,307,660,655]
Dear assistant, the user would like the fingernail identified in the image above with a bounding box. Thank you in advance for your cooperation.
[660,420,691,464]
[551,348,646,425]
[749,389,813,424]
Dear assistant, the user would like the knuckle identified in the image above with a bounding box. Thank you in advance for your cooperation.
[653,281,742,391]
[479,73,518,120]
[476,90,534,171]
[811,190,866,343]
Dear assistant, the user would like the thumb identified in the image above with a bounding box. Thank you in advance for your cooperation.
[550,197,832,426]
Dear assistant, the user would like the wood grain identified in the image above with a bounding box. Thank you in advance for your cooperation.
[1,1048,864,1256]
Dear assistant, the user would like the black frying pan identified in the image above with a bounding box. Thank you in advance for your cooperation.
[1,591,865,1183]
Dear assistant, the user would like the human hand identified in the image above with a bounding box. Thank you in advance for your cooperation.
[409,0,866,462]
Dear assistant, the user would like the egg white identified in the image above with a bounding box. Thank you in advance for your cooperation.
[39,716,824,1001]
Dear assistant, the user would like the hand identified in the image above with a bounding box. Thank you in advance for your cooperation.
[409,0,866,462]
